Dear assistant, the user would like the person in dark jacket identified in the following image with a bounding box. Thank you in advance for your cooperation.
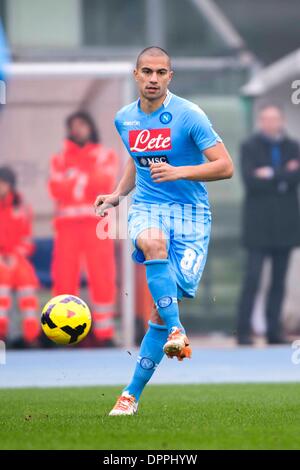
[237,104,300,345]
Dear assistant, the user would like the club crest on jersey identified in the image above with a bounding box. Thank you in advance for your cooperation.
[160,111,172,124]
[137,155,169,167]
[129,128,172,152]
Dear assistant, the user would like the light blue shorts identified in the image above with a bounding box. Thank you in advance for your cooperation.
[128,203,212,298]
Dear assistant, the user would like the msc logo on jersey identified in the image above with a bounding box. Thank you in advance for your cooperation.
[129,128,172,152]
[160,111,172,124]
[137,155,169,167]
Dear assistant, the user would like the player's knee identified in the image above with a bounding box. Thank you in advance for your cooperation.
[140,239,167,260]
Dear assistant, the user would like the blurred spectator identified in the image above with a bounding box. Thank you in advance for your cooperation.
[237,105,300,345]
[0,166,40,346]
[49,111,119,347]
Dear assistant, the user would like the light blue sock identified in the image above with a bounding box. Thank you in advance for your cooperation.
[124,321,168,401]
[144,259,185,334]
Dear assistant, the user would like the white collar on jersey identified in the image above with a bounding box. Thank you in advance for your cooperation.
[163,89,173,108]
[137,89,173,109]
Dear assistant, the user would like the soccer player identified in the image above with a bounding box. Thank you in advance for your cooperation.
[95,46,233,415]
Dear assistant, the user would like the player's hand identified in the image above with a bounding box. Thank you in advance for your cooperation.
[94,193,120,217]
[150,162,181,183]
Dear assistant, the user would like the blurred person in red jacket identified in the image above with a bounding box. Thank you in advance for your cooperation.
[0,166,40,345]
[49,111,119,346]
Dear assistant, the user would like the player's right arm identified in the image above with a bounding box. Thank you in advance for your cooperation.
[94,158,136,217]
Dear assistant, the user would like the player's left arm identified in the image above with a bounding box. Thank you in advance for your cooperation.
[150,142,233,183]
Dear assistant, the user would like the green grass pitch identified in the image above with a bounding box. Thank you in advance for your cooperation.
[0,383,299,450]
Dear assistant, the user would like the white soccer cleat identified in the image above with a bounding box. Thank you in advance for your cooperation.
[163,327,192,361]
[109,391,138,416]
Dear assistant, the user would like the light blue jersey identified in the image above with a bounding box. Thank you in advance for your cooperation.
[115,91,221,297]
[115,90,222,211]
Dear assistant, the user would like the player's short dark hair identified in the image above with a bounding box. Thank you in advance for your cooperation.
[136,46,171,69]
[66,111,100,143]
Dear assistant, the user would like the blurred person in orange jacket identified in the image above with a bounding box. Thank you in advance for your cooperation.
[49,111,118,346]
[0,166,40,345]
